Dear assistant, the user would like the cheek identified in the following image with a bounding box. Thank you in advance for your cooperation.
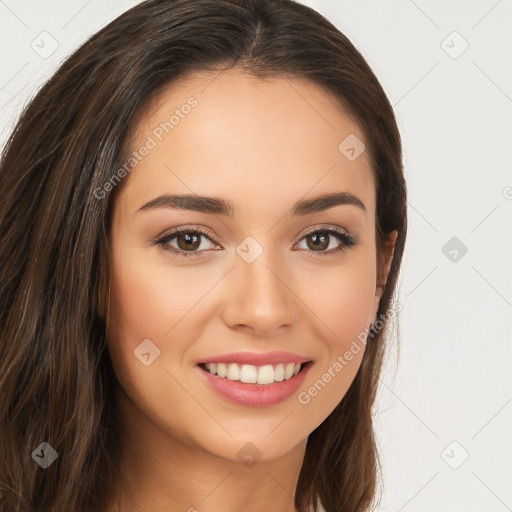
[330,272,375,341]
[107,248,206,341]
[105,248,178,386]
[108,260,170,340]
[105,248,221,379]
[105,251,205,428]
[292,256,376,426]
[304,255,377,349]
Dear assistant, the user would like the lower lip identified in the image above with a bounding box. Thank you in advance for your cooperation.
[196,362,313,407]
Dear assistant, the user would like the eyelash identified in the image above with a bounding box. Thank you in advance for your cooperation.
[154,225,358,259]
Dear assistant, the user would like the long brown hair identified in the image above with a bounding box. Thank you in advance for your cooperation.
[0,1,407,511]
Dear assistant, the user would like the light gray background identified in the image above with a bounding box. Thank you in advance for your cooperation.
[1,1,511,511]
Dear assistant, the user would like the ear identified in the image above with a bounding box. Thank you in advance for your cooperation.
[372,230,398,320]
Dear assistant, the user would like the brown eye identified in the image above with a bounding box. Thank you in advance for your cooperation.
[305,232,330,251]
[175,232,201,251]
[295,226,358,256]
[156,227,219,258]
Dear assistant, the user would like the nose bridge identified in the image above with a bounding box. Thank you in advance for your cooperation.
[222,240,294,334]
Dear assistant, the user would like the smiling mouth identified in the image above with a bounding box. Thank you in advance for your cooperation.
[198,361,312,386]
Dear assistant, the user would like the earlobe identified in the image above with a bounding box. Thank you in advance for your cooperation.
[384,229,398,278]
[378,229,398,290]
[373,229,399,315]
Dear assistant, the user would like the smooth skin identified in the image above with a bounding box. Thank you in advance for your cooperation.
[103,68,397,512]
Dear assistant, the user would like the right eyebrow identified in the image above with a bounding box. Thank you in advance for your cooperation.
[136,194,235,216]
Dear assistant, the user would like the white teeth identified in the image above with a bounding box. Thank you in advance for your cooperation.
[240,364,258,383]
[274,363,284,381]
[216,363,227,378]
[284,363,295,379]
[256,364,274,384]
[202,361,306,384]
[227,363,240,381]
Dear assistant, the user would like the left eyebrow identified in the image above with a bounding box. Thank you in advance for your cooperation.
[292,192,366,216]
[136,191,366,217]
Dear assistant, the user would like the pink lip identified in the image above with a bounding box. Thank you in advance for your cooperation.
[196,350,311,366]
[195,361,313,407]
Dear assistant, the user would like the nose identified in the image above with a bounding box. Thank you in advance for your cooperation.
[221,249,296,336]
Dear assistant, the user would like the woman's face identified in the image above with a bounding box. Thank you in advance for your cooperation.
[106,68,394,462]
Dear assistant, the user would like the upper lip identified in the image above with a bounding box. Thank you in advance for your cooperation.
[197,350,312,366]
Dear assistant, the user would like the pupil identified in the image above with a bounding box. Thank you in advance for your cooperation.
[309,233,328,251]
[178,233,200,251]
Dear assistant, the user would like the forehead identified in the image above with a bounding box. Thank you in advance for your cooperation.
[121,68,375,217]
